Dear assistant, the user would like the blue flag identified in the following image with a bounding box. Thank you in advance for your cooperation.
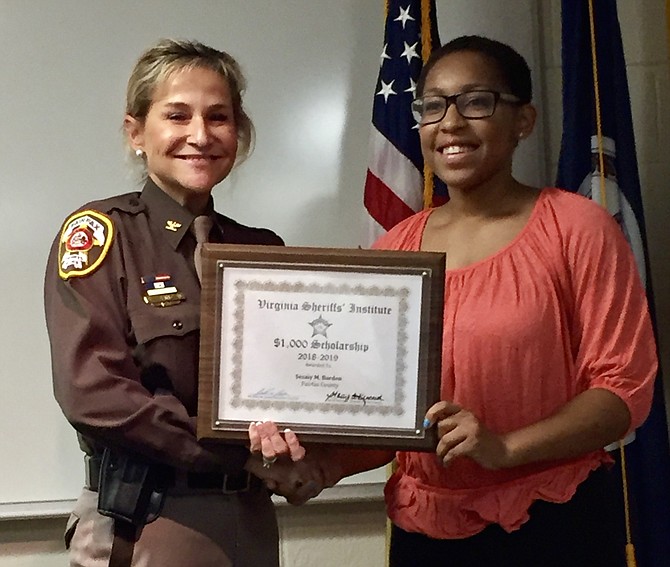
[557,1,670,564]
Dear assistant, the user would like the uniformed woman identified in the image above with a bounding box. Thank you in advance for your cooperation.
[44,38,320,567]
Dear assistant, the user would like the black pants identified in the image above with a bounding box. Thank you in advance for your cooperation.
[390,467,627,567]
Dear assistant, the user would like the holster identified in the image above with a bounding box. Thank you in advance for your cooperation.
[96,448,168,527]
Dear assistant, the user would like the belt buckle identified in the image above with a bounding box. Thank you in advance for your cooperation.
[221,471,252,494]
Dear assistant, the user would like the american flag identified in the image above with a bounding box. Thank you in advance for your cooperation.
[363,0,444,245]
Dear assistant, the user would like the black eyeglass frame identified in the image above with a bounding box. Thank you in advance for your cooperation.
[411,90,523,125]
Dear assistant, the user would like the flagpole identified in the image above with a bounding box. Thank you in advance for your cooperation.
[619,438,637,567]
[421,0,435,210]
[586,2,637,565]
[383,4,391,563]
[587,0,607,208]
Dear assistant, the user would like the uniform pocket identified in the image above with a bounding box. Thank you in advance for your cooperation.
[130,300,199,346]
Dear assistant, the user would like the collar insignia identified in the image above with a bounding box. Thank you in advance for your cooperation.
[165,220,182,232]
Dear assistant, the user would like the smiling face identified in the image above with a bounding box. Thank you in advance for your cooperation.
[124,65,238,213]
[419,50,535,193]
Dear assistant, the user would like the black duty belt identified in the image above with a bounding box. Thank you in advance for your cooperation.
[85,454,258,494]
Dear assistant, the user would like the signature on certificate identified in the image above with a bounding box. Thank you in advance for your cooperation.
[325,390,383,406]
[249,387,297,401]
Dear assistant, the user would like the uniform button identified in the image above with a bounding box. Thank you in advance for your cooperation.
[172,320,183,330]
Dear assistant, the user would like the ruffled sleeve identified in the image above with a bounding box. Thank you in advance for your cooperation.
[563,198,657,432]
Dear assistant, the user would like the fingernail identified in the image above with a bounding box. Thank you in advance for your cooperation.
[423,418,431,429]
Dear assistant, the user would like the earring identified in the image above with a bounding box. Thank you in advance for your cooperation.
[135,148,144,157]
[518,132,525,139]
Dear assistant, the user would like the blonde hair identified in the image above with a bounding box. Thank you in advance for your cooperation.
[124,38,254,174]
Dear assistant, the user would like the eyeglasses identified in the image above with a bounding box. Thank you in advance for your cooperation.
[411,90,522,125]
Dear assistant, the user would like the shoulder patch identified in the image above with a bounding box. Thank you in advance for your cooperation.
[58,210,114,280]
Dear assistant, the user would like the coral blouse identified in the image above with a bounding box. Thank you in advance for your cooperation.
[373,188,657,538]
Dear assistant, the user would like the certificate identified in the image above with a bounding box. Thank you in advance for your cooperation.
[197,245,444,450]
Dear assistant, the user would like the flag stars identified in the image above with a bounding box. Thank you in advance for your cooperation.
[394,5,415,29]
[405,78,417,96]
[380,43,391,67]
[377,80,397,102]
[401,41,420,64]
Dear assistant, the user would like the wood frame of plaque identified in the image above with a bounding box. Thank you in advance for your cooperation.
[197,244,444,451]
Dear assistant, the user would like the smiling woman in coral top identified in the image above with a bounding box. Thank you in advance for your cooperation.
[375,35,657,567]
[255,34,657,567]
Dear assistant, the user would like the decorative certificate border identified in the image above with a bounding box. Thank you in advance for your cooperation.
[229,278,410,416]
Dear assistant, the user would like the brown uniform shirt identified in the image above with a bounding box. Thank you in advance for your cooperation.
[44,180,284,474]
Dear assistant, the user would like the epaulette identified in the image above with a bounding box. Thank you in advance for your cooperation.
[214,211,284,245]
[87,192,146,216]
